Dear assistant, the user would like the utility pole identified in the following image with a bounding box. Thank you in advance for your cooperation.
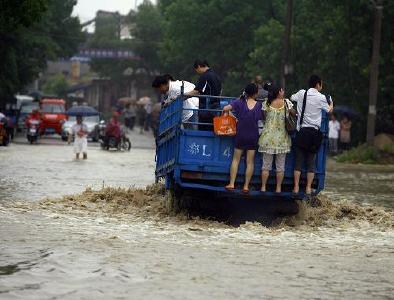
[280,0,293,89]
[366,0,383,145]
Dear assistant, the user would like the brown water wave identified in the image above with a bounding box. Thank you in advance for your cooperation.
[25,184,393,230]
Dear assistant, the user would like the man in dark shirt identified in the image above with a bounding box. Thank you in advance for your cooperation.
[186,59,222,130]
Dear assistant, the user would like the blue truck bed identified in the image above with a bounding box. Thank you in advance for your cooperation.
[156,96,329,199]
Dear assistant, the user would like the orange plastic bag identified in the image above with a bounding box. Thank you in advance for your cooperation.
[213,112,237,136]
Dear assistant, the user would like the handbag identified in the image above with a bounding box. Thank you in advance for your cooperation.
[213,112,237,136]
[295,89,323,153]
[284,99,296,134]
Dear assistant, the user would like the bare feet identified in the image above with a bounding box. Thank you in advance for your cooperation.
[293,186,299,194]
[260,186,266,192]
[275,187,281,193]
[225,184,235,191]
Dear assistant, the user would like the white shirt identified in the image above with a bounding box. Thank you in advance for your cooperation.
[291,88,332,130]
[70,123,88,139]
[329,120,340,139]
[0,112,5,120]
[166,80,199,122]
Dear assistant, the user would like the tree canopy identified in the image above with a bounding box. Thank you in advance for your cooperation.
[0,0,83,106]
[158,0,394,137]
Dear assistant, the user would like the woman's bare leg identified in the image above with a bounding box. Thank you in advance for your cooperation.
[243,150,255,190]
[276,172,284,193]
[261,153,273,192]
[226,148,243,188]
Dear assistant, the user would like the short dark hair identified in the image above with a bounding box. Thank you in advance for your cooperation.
[308,75,322,88]
[193,59,209,69]
[152,75,169,88]
[240,83,258,100]
[163,74,175,81]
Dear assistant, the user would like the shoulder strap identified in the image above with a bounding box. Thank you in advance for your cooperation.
[299,89,308,126]
[325,94,331,104]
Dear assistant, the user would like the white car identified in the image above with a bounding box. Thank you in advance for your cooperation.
[61,115,100,142]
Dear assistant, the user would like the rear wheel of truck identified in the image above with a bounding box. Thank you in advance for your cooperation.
[165,184,183,214]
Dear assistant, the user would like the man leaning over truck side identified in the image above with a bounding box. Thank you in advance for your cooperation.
[185,59,222,131]
[291,75,333,197]
[152,74,199,129]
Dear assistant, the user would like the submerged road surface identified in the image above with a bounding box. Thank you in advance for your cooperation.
[0,134,393,299]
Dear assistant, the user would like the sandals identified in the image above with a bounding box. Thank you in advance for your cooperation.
[225,185,235,191]
[242,188,249,194]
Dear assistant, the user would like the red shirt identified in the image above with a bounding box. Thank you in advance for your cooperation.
[105,118,121,139]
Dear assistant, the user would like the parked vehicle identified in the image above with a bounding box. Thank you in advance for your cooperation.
[61,115,100,142]
[17,101,40,132]
[155,96,329,216]
[100,127,131,151]
[0,117,10,146]
[26,119,41,144]
[40,98,67,135]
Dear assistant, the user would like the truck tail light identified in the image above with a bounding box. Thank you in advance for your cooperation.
[181,171,203,179]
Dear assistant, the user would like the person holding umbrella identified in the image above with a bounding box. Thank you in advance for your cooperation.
[68,115,88,160]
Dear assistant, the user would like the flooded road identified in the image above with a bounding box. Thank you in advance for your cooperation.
[0,136,393,299]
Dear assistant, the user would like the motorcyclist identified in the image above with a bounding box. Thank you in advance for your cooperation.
[104,111,122,146]
[25,108,41,127]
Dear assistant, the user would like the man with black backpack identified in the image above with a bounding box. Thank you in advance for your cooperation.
[291,75,333,196]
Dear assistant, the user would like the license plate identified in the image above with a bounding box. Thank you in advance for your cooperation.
[45,128,55,134]
[30,128,37,133]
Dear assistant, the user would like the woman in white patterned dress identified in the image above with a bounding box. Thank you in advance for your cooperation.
[258,83,296,193]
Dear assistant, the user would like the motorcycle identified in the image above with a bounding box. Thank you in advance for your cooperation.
[100,126,131,151]
[0,118,10,146]
[26,119,41,144]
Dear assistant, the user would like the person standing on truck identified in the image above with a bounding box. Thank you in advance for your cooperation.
[223,83,262,194]
[291,75,333,196]
[68,115,88,160]
[259,83,296,193]
[152,74,199,129]
[185,59,222,131]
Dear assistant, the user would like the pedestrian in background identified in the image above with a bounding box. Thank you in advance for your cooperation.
[253,75,268,99]
[124,102,136,131]
[328,113,340,154]
[340,114,352,151]
[144,101,152,132]
[69,115,88,160]
[137,103,146,134]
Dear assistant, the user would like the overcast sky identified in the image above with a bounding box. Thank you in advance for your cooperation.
[73,0,156,30]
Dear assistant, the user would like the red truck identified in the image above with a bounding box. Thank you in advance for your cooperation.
[40,98,67,135]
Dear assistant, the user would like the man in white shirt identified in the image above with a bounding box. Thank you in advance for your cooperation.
[328,114,340,154]
[290,75,333,196]
[68,115,88,160]
[152,74,199,129]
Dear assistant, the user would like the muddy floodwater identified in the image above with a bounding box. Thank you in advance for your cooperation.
[0,138,393,299]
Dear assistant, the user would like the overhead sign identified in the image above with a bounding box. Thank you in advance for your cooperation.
[76,48,141,60]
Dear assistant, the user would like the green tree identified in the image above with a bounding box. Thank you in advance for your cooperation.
[0,0,83,108]
[42,73,70,98]
[88,1,164,99]
[128,0,164,74]
[160,0,280,94]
